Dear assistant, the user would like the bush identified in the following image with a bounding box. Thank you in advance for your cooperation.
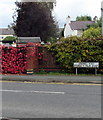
[46,36,103,73]
[1,45,27,74]
[1,43,41,74]
[82,27,102,38]
[2,36,17,43]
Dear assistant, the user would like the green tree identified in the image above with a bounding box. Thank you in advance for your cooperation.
[76,15,92,21]
[12,2,58,42]
[82,27,102,38]
[87,17,102,28]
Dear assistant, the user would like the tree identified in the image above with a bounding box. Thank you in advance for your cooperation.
[82,17,102,38]
[13,2,58,42]
[87,17,102,28]
[76,15,92,21]
[82,27,102,38]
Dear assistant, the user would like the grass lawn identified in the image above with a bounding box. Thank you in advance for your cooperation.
[33,71,102,76]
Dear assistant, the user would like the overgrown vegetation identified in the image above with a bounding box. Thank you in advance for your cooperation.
[46,36,103,74]
[87,17,102,28]
[82,27,102,38]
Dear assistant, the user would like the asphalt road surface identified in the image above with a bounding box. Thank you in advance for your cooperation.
[1,81,102,118]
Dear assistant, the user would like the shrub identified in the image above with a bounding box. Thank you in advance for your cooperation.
[2,36,17,43]
[1,43,40,74]
[1,45,27,74]
[46,36,103,73]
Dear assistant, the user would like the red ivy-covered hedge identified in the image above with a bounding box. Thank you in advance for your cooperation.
[1,45,27,74]
[1,43,41,74]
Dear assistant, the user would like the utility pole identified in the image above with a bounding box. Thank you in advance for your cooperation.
[101,1,103,36]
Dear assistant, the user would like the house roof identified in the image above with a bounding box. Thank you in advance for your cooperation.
[0,28,14,35]
[18,37,41,43]
[69,21,95,30]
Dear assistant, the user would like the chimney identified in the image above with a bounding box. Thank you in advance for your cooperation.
[93,16,98,23]
[66,16,71,24]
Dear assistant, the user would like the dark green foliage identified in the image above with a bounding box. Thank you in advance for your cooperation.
[82,17,102,38]
[13,2,58,42]
[2,36,16,43]
[76,15,92,21]
[82,27,102,38]
[46,36,103,73]
[87,17,102,28]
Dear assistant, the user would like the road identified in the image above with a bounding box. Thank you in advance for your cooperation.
[1,81,102,119]
[1,74,102,83]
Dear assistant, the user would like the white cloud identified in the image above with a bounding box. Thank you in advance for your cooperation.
[54,0,102,27]
[0,0,16,27]
[0,0,16,4]
[0,0,103,28]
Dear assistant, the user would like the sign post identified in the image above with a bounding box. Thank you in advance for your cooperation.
[95,68,97,75]
[76,68,78,75]
[74,62,99,75]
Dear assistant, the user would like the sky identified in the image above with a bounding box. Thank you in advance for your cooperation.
[0,0,103,28]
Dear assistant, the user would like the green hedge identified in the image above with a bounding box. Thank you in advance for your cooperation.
[46,36,103,73]
[2,36,16,43]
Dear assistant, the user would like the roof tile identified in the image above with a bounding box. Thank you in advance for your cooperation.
[0,28,14,35]
[70,21,95,30]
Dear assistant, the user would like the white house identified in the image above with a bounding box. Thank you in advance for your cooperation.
[64,16,95,38]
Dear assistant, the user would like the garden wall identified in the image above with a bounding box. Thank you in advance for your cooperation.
[38,46,61,72]
[1,44,61,74]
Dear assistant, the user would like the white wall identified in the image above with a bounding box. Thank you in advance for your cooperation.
[64,27,83,38]
[72,30,78,36]
[64,23,73,38]
[64,16,83,38]
[77,30,83,36]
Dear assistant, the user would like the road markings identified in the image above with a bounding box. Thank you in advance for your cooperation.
[0,89,65,94]
[0,80,102,86]
[70,83,102,86]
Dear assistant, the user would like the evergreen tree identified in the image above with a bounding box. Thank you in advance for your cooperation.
[13,2,58,42]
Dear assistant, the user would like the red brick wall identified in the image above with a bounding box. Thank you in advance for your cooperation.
[38,46,61,72]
